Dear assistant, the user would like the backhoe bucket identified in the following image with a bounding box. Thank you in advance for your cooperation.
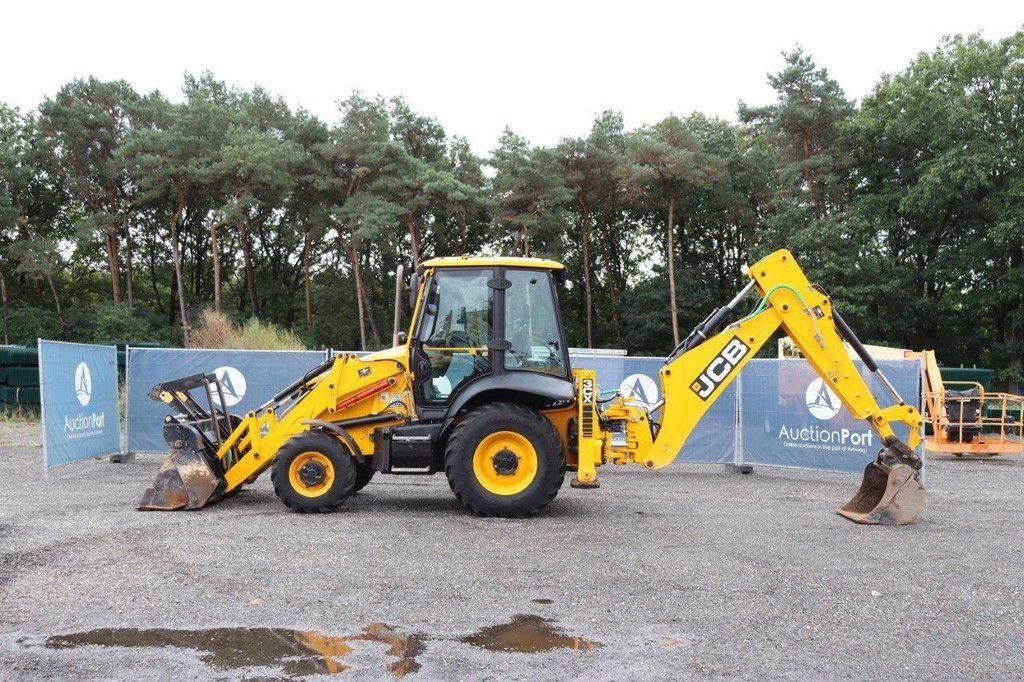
[137,423,225,511]
[837,438,925,525]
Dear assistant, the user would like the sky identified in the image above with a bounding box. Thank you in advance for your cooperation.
[3,1,1022,155]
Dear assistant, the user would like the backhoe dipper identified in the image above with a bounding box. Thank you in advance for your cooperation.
[139,249,926,524]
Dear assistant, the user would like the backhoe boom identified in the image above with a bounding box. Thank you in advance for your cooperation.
[574,249,925,525]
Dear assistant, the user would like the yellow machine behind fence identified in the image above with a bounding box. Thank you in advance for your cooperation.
[139,250,926,525]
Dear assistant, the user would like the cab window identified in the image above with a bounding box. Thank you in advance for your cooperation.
[416,269,493,404]
[504,269,566,377]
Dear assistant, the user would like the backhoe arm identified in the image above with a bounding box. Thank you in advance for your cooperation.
[575,249,926,525]
[645,249,924,471]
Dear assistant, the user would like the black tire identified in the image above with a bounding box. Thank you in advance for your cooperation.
[445,402,565,518]
[353,463,376,493]
[271,431,356,513]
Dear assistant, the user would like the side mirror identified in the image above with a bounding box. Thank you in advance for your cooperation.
[396,331,408,345]
[408,270,422,309]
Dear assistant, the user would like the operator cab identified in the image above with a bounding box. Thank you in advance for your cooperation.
[408,257,573,420]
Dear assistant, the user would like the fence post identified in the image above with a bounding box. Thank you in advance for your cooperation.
[729,368,753,474]
[38,338,48,480]
[110,344,133,463]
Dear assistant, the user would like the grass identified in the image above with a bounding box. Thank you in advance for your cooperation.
[188,310,307,350]
[0,403,40,423]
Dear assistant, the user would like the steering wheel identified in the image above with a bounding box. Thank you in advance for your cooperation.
[427,329,473,348]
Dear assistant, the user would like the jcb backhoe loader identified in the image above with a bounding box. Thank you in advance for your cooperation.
[139,250,926,524]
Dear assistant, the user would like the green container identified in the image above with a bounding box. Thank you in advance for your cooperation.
[15,386,41,404]
[984,405,1022,422]
[7,367,40,388]
[0,346,39,367]
[939,366,994,391]
[0,367,7,384]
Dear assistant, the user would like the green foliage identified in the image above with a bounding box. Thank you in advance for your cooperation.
[0,29,1022,378]
[90,302,162,342]
[7,305,61,346]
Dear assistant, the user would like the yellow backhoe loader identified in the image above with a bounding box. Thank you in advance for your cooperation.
[138,249,926,524]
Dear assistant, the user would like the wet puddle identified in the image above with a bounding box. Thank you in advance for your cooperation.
[41,623,425,677]
[32,614,598,676]
[459,614,599,653]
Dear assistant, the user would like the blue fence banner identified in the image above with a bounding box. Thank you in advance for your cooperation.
[126,348,328,454]
[739,358,922,473]
[39,340,120,469]
[123,347,922,472]
[571,355,736,463]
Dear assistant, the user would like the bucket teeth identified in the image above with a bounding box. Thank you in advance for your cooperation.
[137,423,225,511]
[837,439,926,525]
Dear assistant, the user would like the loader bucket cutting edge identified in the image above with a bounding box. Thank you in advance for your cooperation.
[137,447,224,511]
[837,456,925,526]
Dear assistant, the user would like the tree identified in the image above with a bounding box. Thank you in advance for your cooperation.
[623,116,726,345]
[490,129,570,257]
[442,136,491,256]
[585,111,629,341]
[313,93,393,350]
[37,78,143,304]
[848,31,1024,374]
[740,48,854,220]
[0,106,69,336]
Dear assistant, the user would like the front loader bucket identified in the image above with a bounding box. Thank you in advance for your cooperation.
[837,438,925,525]
[137,423,225,511]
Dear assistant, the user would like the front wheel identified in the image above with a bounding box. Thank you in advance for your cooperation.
[445,402,565,517]
[271,432,356,513]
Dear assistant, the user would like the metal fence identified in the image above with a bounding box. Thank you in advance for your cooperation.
[122,348,922,474]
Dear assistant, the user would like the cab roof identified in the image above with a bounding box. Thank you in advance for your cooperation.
[419,255,565,270]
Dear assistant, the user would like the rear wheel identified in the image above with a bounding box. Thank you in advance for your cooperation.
[271,432,356,513]
[445,402,565,517]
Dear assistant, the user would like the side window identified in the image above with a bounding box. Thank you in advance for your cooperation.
[417,269,493,404]
[504,269,566,377]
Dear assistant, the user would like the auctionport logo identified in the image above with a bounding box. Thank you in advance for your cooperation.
[805,377,841,420]
[776,377,873,452]
[619,373,659,409]
[213,366,247,407]
[74,362,92,407]
[65,359,105,438]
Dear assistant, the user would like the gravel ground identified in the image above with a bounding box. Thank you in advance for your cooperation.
[1,418,1023,680]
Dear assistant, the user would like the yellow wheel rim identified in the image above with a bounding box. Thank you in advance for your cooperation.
[472,430,538,496]
[288,451,335,498]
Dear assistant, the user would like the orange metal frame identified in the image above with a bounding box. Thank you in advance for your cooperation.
[922,351,1024,456]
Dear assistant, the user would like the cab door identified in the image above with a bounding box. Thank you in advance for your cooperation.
[411,268,495,408]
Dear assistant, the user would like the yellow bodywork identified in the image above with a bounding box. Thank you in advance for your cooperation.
[420,255,565,270]
[211,249,924,495]
[215,351,412,492]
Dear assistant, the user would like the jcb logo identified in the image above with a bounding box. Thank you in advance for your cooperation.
[690,337,750,400]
